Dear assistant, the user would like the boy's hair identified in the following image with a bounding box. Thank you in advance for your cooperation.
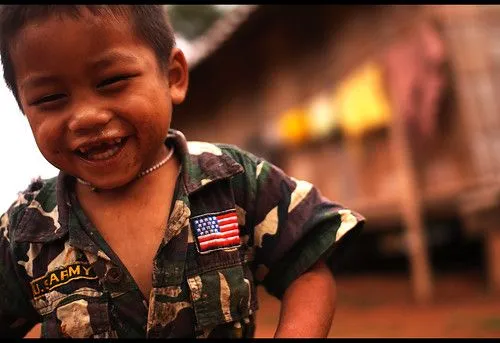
[0,5,176,109]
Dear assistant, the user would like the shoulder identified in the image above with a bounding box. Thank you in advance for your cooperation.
[183,141,266,204]
[1,176,58,240]
[185,140,264,179]
[187,141,260,163]
[217,143,263,165]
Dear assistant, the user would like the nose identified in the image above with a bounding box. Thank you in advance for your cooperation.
[67,105,113,135]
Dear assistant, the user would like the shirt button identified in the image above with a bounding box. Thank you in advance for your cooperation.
[105,267,123,284]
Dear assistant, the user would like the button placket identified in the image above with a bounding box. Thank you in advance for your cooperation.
[105,266,123,284]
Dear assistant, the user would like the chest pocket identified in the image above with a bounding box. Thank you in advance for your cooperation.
[30,265,116,338]
[185,180,258,332]
[42,292,114,338]
[185,248,256,331]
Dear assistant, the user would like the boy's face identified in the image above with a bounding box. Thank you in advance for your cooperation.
[10,12,188,190]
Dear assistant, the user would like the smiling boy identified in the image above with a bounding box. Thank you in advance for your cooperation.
[0,5,364,338]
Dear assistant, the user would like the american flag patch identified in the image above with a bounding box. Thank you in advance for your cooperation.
[191,209,241,253]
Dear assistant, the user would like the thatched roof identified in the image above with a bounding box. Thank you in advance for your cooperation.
[182,5,259,70]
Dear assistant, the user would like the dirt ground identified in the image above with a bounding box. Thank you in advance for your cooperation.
[24,271,500,338]
[254,271,500,338]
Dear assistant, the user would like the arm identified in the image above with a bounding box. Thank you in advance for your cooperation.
[225,148,363,337]
[274,259,336,338]
[0,211,40,337]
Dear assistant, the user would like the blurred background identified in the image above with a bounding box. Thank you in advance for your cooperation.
[8,4,500,338]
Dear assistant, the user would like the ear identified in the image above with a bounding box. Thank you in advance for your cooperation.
[167,47,189,105]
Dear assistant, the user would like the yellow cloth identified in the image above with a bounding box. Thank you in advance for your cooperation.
[336,62,392,138]
[278,107,309,146]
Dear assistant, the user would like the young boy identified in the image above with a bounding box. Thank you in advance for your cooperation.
[0,5,364,338]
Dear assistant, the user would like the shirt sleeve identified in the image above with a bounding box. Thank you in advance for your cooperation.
[0,205,41,337]
[247,157,365,300]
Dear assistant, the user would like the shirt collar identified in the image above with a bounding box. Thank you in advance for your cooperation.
[167,129,244,194]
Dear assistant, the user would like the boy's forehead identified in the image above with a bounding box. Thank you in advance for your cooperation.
[10,10,150,84]
[17,6,133,37]
[11,8,136,52]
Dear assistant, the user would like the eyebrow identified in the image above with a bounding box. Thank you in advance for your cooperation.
[19,75,62,93]
[88,51,140,72]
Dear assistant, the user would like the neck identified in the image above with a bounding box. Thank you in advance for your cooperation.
[75,150,180,205]
[77,145,174,193]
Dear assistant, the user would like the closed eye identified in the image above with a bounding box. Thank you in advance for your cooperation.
[97,74,134,88]
[29,93,66,106]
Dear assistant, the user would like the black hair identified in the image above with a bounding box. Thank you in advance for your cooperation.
[0,5,176,108]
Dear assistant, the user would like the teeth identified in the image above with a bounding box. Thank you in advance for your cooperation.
[87,144,122,160]
[76,137,125,160]
[77,138,123,155]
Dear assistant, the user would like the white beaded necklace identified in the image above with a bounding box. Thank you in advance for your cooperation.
[76,146,175,191]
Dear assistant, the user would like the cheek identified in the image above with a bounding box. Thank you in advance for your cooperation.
[27,117,65,155]
[124,92,172,129]
[137,116,169,148]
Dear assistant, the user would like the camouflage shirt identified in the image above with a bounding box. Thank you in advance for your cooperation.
[0,129,364,338]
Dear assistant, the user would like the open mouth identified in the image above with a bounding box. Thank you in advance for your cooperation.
[75,137,128,161]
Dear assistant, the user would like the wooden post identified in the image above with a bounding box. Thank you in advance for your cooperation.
[383,19,435,303]
[389,102,433,304]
